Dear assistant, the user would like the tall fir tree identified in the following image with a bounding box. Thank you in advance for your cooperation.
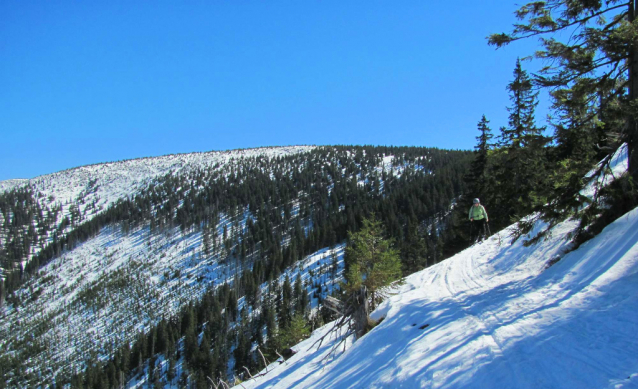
[493,60,550,224]
[468,115,495,203]
[543,84,608,221]
[489,0,638,214]
[279,275,293,330]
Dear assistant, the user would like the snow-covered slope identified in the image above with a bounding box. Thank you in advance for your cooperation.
[0,212,346,384]
[236,208,638,388]
[0,146,317,270]
[0,146,316,201]
[2,144,461,387]
[1,147,313,223]
[0,179,29,193]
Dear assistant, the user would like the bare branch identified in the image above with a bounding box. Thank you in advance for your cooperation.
[308,314,350,351]
[242,366,255,381]
[275,350,288,365]
[207,376,219,389]
[257,347,270,372]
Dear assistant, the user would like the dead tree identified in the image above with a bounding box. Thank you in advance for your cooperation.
[309,286,369,359]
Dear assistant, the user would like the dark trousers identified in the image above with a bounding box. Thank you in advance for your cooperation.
[470,219,487,242]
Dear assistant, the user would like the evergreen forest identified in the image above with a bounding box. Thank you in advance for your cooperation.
[3,0,638,387]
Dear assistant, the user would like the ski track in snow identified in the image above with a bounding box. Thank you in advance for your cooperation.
[237,209,638,388]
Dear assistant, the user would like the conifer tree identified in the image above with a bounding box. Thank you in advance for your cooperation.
[493,60,549,223]
[202,224,212,257]
[543,84,607,220]
[233,308,253,374]
[401,222,427,274]
[466,115,495,212]
[293,275,306,315]
[489,0,638,206]
[280,275,293,329]
[280,313,310,349]
[344,216,402,312]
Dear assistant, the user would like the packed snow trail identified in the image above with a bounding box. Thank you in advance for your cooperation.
[236,207,638,389]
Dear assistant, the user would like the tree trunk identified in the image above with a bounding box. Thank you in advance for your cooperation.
[353,286,369,338]
[628,0,638,181]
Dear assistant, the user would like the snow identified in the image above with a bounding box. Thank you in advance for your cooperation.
[2,144,440,385]
[0,217,345,385]
[236,209,638,388]
[0,178,28,192]
[3,144,635,387]
[0,146,317,266]
[581,143,629,199]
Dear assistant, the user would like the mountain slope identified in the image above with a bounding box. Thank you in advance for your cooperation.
[0,145,472,387]
[236,198,638,386]
[0,146,315,265]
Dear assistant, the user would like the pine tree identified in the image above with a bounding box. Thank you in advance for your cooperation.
[293,276,304,314]
[233,308,253,374]
[493,60,549,223]
[344,216,402,336]
[280,314,310,349]
[543,85,606,221]
[401,221,427,274]
[489,0,638,208]
[202,224,212,257]
[468,115,494,201]
[500,60,541,149]
[279,275,293,329]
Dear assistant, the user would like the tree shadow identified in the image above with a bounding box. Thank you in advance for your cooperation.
[296,213,638,388]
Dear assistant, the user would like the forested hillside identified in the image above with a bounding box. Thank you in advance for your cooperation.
[4,1,638,387]
[228,147,638,389]
[0,145,471,388]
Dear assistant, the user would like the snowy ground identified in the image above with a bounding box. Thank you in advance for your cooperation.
[125,244,346,389]
[235,206,638,388]
[0,146,317,268]
[0,145,429,385]
[0,217,346,383]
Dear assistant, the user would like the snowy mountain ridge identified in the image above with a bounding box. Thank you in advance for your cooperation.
[232,149,638,389]
[0,146,317,272]
[1,144,468,387]
[0,146,322,382]
[0,146,316,193]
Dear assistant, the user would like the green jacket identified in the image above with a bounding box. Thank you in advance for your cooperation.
[469,204,488,221]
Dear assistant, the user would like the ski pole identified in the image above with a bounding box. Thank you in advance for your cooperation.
[469,221,474,243]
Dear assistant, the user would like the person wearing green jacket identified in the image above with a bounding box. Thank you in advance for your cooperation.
[469,198,489,242]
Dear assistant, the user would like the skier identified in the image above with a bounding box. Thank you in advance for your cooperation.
[469,198,489,242]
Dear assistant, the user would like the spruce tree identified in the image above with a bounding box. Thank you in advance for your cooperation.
[293,275,306,315]
[344,216,402,313]
[543,84,606,220]
[279,275,293,329]
[280,314,310,349]
[494,60,549,223]
[489,0,638,207]
[464,115,495,226]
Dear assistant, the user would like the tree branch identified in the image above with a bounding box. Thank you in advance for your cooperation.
[490,3,629,47]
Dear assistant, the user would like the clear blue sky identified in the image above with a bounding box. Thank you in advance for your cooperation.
[0,1,547,181]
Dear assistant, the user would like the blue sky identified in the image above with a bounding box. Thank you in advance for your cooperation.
[1,1,547,181]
